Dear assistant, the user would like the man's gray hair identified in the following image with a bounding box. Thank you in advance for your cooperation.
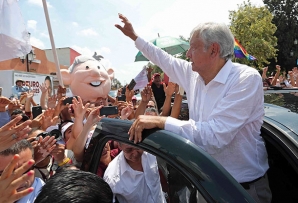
[190,22,234,61]
[0,139,33,156]
[145,107,159,115]
[68,55,106,73]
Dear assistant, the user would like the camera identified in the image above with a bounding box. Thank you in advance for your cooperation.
[36,129,63,143]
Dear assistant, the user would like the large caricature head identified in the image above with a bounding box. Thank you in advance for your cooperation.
[61,56,114,102]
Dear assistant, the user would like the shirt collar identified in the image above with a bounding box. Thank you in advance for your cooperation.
[212,59,233,84]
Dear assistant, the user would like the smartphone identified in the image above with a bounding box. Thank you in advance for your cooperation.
[32,106,43,119]
[100,106,118,116]
[63,96,78,105]
[117,95,126,102]
[0,87,2,96]
[127,79,136,91]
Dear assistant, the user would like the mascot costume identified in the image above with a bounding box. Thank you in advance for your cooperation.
[60,55,114,103]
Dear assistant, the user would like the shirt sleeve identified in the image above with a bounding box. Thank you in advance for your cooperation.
[135,37,192,92]
[165,71,264,154]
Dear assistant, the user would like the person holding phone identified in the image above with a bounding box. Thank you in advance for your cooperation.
[116,14,271,202]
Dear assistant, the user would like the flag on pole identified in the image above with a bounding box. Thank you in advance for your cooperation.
[133,66,148,90]
[0,0,32,62]
[234,38,256,61]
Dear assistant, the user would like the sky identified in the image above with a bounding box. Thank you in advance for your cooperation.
[18,0,264,85]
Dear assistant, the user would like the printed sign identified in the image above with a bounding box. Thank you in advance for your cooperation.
[13,72,54,103]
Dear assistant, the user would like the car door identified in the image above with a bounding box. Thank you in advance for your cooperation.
[81,118,255,203]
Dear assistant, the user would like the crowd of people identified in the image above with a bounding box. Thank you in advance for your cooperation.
[0,61,185,203]
[0,13,276,203]
[262,65,298,89]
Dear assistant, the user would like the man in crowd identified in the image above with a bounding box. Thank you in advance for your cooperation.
[103,142,166,203]
[0,139,44,203]
[149,72,165,113]
[115,13,271,203]
[11,79,30,99]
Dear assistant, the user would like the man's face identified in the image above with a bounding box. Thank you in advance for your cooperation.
[0,148,34,192]
[119,143,143,164]
[153,76,161,86]
[186,34,213,73]
[147,101,155,108]
[64,126,72,143]
[16,81,23,87]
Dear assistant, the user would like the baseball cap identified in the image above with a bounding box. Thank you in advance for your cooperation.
[153,73,161,78]
[15,79,24,83]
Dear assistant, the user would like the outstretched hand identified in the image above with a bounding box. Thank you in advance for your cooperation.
[115,13,138,41]
[0,155,35,203]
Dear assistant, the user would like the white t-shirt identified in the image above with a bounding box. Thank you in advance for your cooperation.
[104,151,166,203]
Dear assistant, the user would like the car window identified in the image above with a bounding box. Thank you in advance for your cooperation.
[96,140,206,203]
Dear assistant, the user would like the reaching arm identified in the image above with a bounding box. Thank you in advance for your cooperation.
[134,86,152,118]
[170,93,183,119]
[73,107,102,162]
[271,65,280,86]
[160,82,176,117]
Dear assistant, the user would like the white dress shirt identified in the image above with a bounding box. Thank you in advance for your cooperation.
[103,151,166,203]
[135,37,269,183]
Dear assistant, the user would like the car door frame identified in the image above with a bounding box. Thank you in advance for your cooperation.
[82,118,255,203]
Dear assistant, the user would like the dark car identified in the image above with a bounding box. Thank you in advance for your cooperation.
[82,89,298,202]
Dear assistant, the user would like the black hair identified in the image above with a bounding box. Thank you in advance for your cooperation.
[45,76,51,82]
[35,170,113,203]
[0,139,33,156]
[11,108,23,116]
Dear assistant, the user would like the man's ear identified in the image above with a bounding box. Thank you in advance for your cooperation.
[107,68,114,80]
[60,69,71,85]
[211,43,220,58]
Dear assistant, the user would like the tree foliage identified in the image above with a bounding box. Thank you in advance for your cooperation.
[229,0,278,69]
[263,0,298,71]
[111,78,122,90]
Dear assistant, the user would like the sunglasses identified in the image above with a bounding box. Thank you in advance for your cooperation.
[146,105,154,108]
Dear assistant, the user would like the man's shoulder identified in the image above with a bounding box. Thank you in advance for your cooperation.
[232,62,261,78]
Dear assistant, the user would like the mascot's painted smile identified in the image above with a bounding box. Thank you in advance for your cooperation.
[90,81,102,87]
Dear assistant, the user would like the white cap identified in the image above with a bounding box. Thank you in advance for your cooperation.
[61,122,74,139]
[46,125,59,132]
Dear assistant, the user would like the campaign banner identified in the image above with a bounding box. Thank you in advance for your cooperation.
[13,72,54,103]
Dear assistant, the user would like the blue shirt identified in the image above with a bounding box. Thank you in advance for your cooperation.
[11,85,30,99]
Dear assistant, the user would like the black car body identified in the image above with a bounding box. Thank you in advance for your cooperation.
[82,90,298,203]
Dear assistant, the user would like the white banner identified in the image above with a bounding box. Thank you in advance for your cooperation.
[0,0,32,61]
